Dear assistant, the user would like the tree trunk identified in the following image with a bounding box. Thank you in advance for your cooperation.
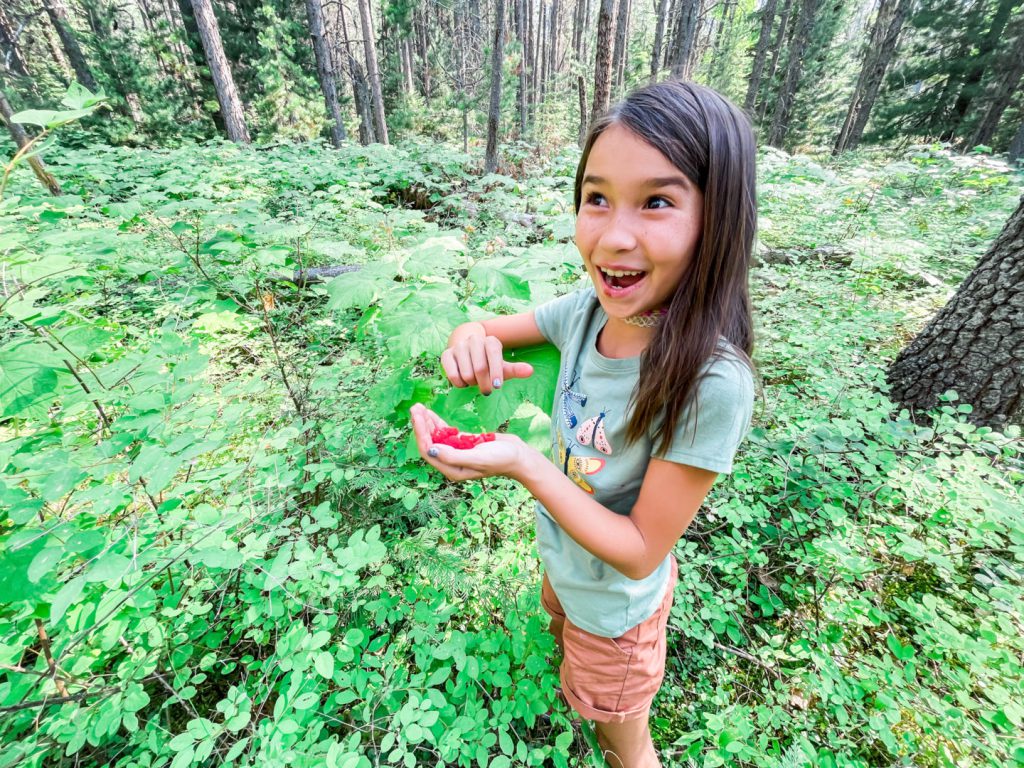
[0,87,62,196]
[417,6,431,102]
[42,0,99,92]
[767,0,819,148]
[832,0,910,154]
[485,0,506,174]
[650,0,669,82]
[943,0,1018,142]
[357,0,388,144]
[887,195,1024,429]
[189,0,250,143]
[574,0,588,142]
[339,0,374,144]
[1008,120,1024,165]
[0,4,32,79]
[611,0,630,97]
[669,0,700,79]
[758,0,793,123]
[744,0,777,111]
[968,15,1024,149]
[591,0,617,121]
[517,0,529,135]
[305,0,346,146]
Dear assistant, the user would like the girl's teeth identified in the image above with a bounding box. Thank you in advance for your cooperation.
[601,268,643,277]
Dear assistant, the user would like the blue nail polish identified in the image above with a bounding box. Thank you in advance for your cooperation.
[428,447,439,458]
[493,379,502,389]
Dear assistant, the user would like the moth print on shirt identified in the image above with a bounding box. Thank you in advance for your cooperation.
[576,410,612,455]
[557,427,605,494]
[559,372,588,429]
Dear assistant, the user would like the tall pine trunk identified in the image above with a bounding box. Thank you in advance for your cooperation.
[189,0,249,143]
[485,0,506,174]
[0,87,62,196]
[305,0,346,146]
[887,194,1024,429]
[339,0,374,144]
[767,0,818,148]
[0,5,32,79]
[591,0,617,121]
[611,0,630,97]
[1008,120,1024,164]
[833,0,910,154]
[650,0,669,82]
[968,15,1024,149]
[758,0,793,122]
[357,0,388,144]
[43,0,99,92]
[744,0,778,111]
[517,0,529,135]
[669,0,700,79]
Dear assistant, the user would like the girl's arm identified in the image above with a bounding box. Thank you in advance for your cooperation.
[443,313,545,395]
[410,403,717,581]
[514,452,717,580]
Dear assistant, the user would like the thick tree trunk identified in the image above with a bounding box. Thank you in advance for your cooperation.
[744,0,778,111]
[0,5,32,79]
[758,0,793,122]
[650,0,669,82]
[968,15,1024,149]
[357,0,388,144]
[669,0,700,79]
[43,0,99,92]
[611,0,630,97]
[887,195,1024,429]
[832,0,910,155]
[485,0,506,174]
[943,0,1017,142]
[305,0,346,146]
[0,87,62,196]
[767,0,819,149]
[339,0,374,144]
[189,0,250,143]
[591,0,617,121]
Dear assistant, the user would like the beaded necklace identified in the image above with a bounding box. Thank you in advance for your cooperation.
[622,308,668,328]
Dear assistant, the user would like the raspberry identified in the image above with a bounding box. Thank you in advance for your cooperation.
[431,425,496,449]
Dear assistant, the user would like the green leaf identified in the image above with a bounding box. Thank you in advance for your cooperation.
[85,553,131,583]
[315,650,335,680]
[50,575,85,623]
[375,284,466,361]
[129,445,183,495]
[325,262,397,311]
[0,341,64,419]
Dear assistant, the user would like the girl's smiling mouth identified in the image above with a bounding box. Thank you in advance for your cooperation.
[597,266,647,296]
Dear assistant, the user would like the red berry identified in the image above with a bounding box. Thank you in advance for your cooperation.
[431,426,497,449]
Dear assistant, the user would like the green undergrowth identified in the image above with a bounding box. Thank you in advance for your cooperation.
[0,137,1021,768]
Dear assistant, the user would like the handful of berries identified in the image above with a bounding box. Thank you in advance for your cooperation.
[430,426,496,450]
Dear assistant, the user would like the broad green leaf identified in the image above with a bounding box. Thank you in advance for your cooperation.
[375,284,466,360]
[49,575,85,623]
[0,341,64,419]
[85,553,132,583]
[325,262,397,311]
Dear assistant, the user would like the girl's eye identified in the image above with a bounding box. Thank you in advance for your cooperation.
[646,196,672,209]
[584,192,607,206]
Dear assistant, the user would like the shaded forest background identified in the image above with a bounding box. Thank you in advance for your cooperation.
[2,0,1023,163]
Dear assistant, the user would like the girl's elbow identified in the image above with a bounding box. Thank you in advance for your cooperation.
[621,559,659,581]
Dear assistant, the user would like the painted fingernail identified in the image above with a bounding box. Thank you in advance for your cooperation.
[493,378,502,389]
[428,447,439,458]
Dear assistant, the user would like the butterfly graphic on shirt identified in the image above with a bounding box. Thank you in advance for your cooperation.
[576,410,612,455]
[559,372,587,429]
[556,428,605,494]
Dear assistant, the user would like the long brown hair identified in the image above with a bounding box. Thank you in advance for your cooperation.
[574,81,756,455]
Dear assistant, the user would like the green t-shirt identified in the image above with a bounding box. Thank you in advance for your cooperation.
[533,287,754,637]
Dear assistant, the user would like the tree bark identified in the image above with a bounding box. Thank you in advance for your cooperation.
[669,0,700,79]
[832,0,911,155]
[356,0,388,144]
[767,0,819,148]
[758,0,793,122]
[1008,120,1024,165]
[0,87,62,196]
[591,0,616,121]
[968,14,1024,150]
[417,5,432,103]
[744,0,778,111]
[887,195,1024,429]
[517,0,529,135]
[305,0,346,146]
[650,0,669,82]
[0,4,32,79]
[189,0,250,143]
[611,0,630,97]
[485,0,506,174]
[339,0,374,144]
[42,0,99,92]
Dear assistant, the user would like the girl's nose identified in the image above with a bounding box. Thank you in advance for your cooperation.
[598,211,639,252]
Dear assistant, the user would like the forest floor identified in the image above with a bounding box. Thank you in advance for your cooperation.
[0,139,1022,768]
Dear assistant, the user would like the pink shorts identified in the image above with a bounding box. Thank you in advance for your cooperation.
[540,557,678,723]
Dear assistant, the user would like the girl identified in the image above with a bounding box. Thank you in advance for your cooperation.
[410,81,756,768]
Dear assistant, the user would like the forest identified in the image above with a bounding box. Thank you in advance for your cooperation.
[1,0,1023,766]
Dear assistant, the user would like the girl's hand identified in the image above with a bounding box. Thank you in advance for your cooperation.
[410,403,531,482]
[441,333,533,396]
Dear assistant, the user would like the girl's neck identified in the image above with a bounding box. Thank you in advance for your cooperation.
[596,317,655,359]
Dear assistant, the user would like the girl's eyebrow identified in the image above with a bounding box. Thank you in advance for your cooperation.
[582,174,690,189]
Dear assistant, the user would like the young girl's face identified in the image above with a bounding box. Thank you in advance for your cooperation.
[575,123,704,322]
